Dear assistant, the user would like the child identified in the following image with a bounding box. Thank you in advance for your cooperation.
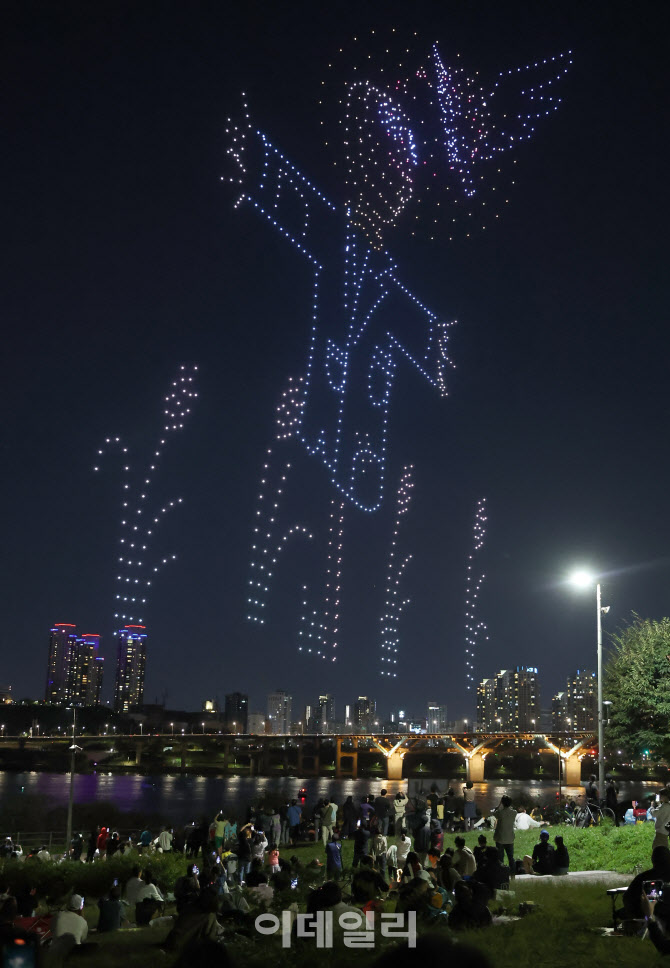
[325,832,342,881]
[268,843,280,874]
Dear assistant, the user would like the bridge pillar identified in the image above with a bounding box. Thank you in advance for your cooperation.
[297,738,304,774]
[336,738,358,778]
[180,744,187,770]
[466,752,486,782]
[135,742,143,766]
[386,751,404,781]
[313,738,320,776]
[563,756,582,786]
[223,743,230,772]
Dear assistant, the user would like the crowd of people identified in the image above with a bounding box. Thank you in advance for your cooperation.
[0,783,668,963]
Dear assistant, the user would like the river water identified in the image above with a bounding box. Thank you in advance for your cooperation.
[0,772,662,827]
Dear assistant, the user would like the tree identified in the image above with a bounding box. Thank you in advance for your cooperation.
[604,614,670,761]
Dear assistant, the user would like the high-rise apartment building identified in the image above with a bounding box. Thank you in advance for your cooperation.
[45,624,103,706]
[45,623,78,703]
[316,694,335,731]
[354,696,376,731]
[224,692,249,733]
[552,670,597,731]
[267,690,292,733]
[114,626,147,713]
[476,667,540,732]
[426,701,448,732]
[70,634,104,707]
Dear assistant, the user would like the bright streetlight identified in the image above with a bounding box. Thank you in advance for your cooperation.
[201,722,206,734]
[569,569,609,797]
[170,722,174,735]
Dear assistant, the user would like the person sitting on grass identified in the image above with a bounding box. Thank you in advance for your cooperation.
[97,884,125,933]
[52,894,88,945]
[448,880,492,931]
[623,845,670,919]
[164,889,224,952]
[531,830,555,875]
[514,807,542,831]
[473,835,488,868]
[437,852,461,892]
[453,836,477,876]
[351,856,389,904]
[135,872,164,925]
[553,836,569,875]
[472,846,509,898]
[174,863,201,915]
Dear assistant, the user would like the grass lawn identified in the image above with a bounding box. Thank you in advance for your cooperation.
[1,823,663,966]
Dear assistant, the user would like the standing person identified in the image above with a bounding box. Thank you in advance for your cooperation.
[374,790,391,836]
[372,828,388,878]
[359,796,375,824]
[605,776,620,826]
[352,820,372,868]
[341,796,357,839]
[321,797,338,845]
[396,829,412,874]
[414,814,431,866]
[286,799,302,845]
[71,833,84,861]
[650,789,670,850]
[492,796,517,875]
[279,801,290,846]
[270,809,281,848]
[462,781,477,832]
[393,792,408,835]
[86,828,98,863]
[268,844,280,874]
[236,824,253,884]
[325,832,342,881]
[213,813,226,855]
[139,827,153,853]
[585,774,599,807]
[97,826,109,858]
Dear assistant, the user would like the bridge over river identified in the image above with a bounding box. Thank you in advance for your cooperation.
[0,731,595,783]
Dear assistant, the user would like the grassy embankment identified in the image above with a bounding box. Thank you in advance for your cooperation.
[0,823,663,967]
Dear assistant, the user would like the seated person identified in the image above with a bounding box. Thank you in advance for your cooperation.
[473,835,488,869]
[623,846,670,919]
[531,831,555,875]
[124,866,145,907]
[437,853,461,892]
[245,858,267,887]
[448,880,492,931]
[97,884,125,933]
[514,807,542,830]
[135,873,164,925]
[472,846,509,897]
[351,856,389,904]
[164,890,223,952]
[174,864,200,915]
[553,836,569,875]
[453,836,477,876]
[52,894,88,945]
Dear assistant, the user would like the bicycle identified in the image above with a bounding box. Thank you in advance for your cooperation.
[573,795,615,827]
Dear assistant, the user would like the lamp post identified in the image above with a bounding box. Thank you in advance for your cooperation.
[65,706,80,857]
[570,570,609,797]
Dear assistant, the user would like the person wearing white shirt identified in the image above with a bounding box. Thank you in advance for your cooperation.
[650,789,670,850]
[136,876,164,904]
[157,828,173,852]
[52,894,88,945]
[124,867,145,906]
[514,808,542,831]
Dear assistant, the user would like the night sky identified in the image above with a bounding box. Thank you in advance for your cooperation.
[3,1,669,722]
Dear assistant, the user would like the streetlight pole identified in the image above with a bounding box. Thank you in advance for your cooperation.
[596,581,605,798]
[570,571,608,798]
[65,706,78,857]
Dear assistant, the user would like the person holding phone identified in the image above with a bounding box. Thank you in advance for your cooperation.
[623,845,670,919]
[650,789,670,850]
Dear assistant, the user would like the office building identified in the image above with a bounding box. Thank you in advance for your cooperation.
[267,690,292,733]
[70,634,104,707]
[224,692,248,733]
[45,623,78,704]
[426,701,448,732]
[114,625,147,713]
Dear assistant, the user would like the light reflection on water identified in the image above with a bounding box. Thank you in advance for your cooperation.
[0,772,661,826]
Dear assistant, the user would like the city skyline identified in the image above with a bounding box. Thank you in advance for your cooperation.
[3,1,669,716]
